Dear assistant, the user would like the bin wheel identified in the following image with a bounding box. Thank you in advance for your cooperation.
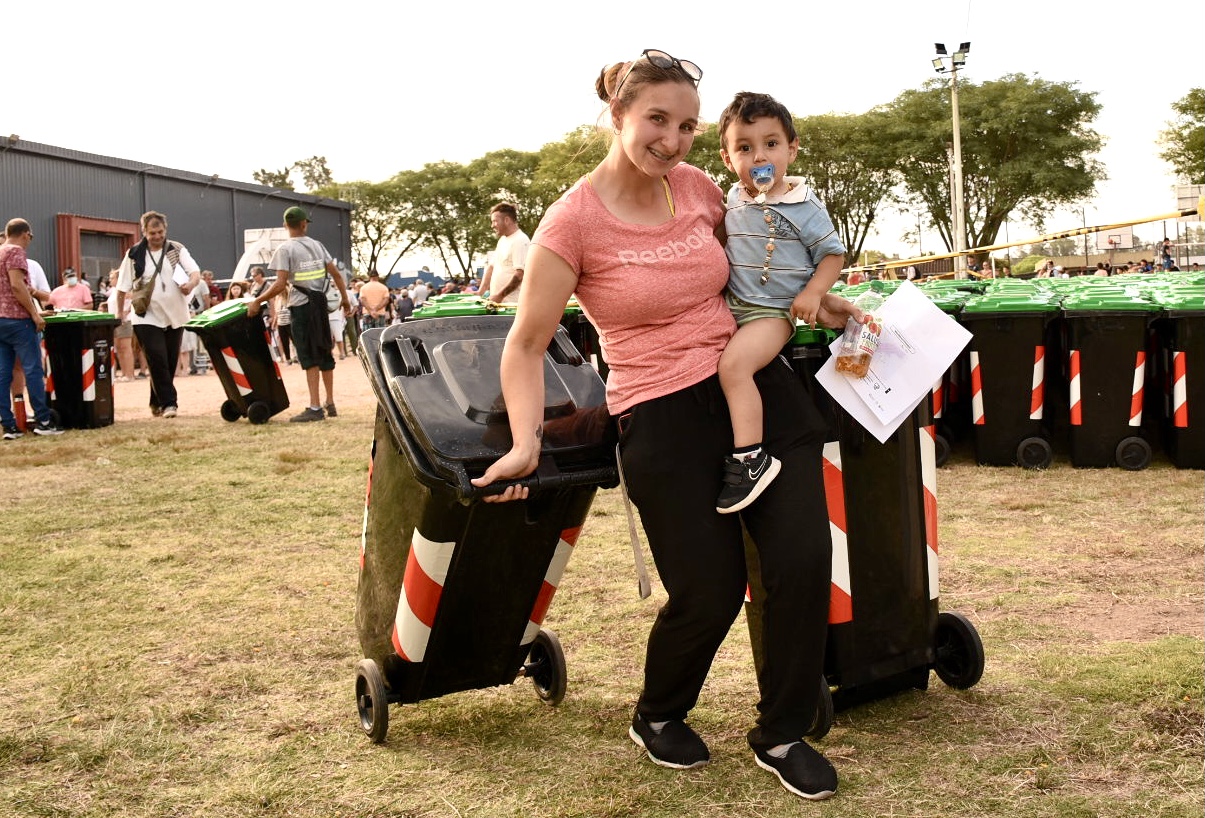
[1015,436,1053,470]
[220,400,242,423]
[1115,436,1152,471]
[807,675,834,740]
[934,433,951,468]
[933,611,984,690]
[524,628,567,705]
[355,658,390,744]
[246,401,272,425]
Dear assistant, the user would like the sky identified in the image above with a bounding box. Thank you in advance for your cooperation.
[9,0,1201,270]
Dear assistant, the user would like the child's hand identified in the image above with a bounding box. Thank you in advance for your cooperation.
[791,290,823,328]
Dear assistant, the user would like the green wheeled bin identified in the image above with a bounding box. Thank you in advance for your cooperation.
[1154,289,1204,469]
[957,293,1061,469]
[353,314,618,744]
[745,326,984,739]
[41,308,121,429]
[185,299,290,424]
[1061,294,1161,469]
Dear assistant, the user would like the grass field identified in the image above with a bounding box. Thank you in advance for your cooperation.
[1,396,1201,818]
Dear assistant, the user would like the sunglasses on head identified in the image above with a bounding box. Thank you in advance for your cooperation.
[615,49,703,98]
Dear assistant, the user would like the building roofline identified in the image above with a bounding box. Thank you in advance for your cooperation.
[1,137,351,211]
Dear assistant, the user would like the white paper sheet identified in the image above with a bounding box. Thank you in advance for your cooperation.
[817,280,971,443]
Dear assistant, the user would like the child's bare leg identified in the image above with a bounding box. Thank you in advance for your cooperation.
[719,317,795,448]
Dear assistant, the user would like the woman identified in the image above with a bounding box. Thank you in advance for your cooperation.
[225,281,247,300]
[472,51,858,801]
[105,268,136,381]
[115,211,202,417]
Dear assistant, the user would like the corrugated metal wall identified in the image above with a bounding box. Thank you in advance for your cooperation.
[0,140,351,284]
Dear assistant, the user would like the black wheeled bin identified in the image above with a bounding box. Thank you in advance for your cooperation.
[957,294,1061,469]
[1155,292,1204,469]
[185,299,290,424]
[354,315,618,743]
[1061,295,1160,469]
[745,327,984,739]
[42,309,121,428]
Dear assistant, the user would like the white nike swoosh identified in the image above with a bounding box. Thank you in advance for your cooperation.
[748,458,767,479]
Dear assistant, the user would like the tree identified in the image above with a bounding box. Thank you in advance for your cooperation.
[532,126,611,219]
[252,156,334,192]
[402,162,496,279]
[1158,88,1205,184]
[316,178,420,276]
[883,74,1104,252]
[253,167,294,190]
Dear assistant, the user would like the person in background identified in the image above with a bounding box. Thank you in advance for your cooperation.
[225,281,247,300]
[114,210,203,418]
[247,267,269,299]
[106,268,137,382]
[471,50,858,802]
[248,206,351,421]
[47,267,94,310]
[358,270,392,330]
[480,202,530,304]
[1,218,63,437]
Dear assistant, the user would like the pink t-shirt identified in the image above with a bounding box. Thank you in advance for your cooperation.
[534,163,734,414]
[0,244,31,319]
[48,283,94,310]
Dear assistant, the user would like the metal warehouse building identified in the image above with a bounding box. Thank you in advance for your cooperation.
[0,137,352,286]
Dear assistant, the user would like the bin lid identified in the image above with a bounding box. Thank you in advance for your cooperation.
[43,308,120,325]
[1060,297,1159,312]
[367,315,613,494]
[961,297,1059,314]
[185,298,251,328]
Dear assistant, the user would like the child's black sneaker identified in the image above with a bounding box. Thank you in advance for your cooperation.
[716,451,780,514]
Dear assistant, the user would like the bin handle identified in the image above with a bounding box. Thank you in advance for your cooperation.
[455,458,617,501]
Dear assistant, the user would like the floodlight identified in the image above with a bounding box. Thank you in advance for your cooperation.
[932,58,946,73]
[935,43,947,55]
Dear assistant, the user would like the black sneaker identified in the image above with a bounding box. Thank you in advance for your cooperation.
[289,406,325,423]
[32,421,64,437]
[3,425,23,440]
[753,742,838,801]
[628,714,709,770]
[323,402,338,418]
[716,451,781,514]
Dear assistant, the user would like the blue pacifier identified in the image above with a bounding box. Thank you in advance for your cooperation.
[750,163,775,203]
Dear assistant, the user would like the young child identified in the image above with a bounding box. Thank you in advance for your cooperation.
[715,92,847,513]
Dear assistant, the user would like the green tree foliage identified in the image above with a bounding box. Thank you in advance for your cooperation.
[400,162,496,279]
[252,167,294,190]
[315,179,420,276]
[1158,88,1204,184]
[883,74,1104,251]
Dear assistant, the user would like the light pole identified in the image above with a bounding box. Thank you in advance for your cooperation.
[933,42,970,272]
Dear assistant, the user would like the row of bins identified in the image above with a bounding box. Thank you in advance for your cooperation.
[886,275,1203,470]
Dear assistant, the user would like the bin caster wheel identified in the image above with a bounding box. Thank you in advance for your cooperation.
[933,611,984,690]
[524,628,567,705]
[1016,436,1053,470]
[934,433,951,468]
[807,675,834,740]
[355,658,390,744]
[246,401,272,425]
[1115,436,1151,471]
[220,400,242,423]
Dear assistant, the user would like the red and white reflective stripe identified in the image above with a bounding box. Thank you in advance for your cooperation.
[1069,350,1082,425]
[919,425,939,600]
[360,439,376,571]
[1029,345,1045,420]
[1129,350,1145,427]
[42,340,54,401]
[931,376,945,419]
[222,346,253,396]
[81,348,96,402]
[521,526,581,646]
[265,331,282,378]
[391,530,457,663]
[970,351,984,425]
[822,441,852,624]
[1173,351,1188,428]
